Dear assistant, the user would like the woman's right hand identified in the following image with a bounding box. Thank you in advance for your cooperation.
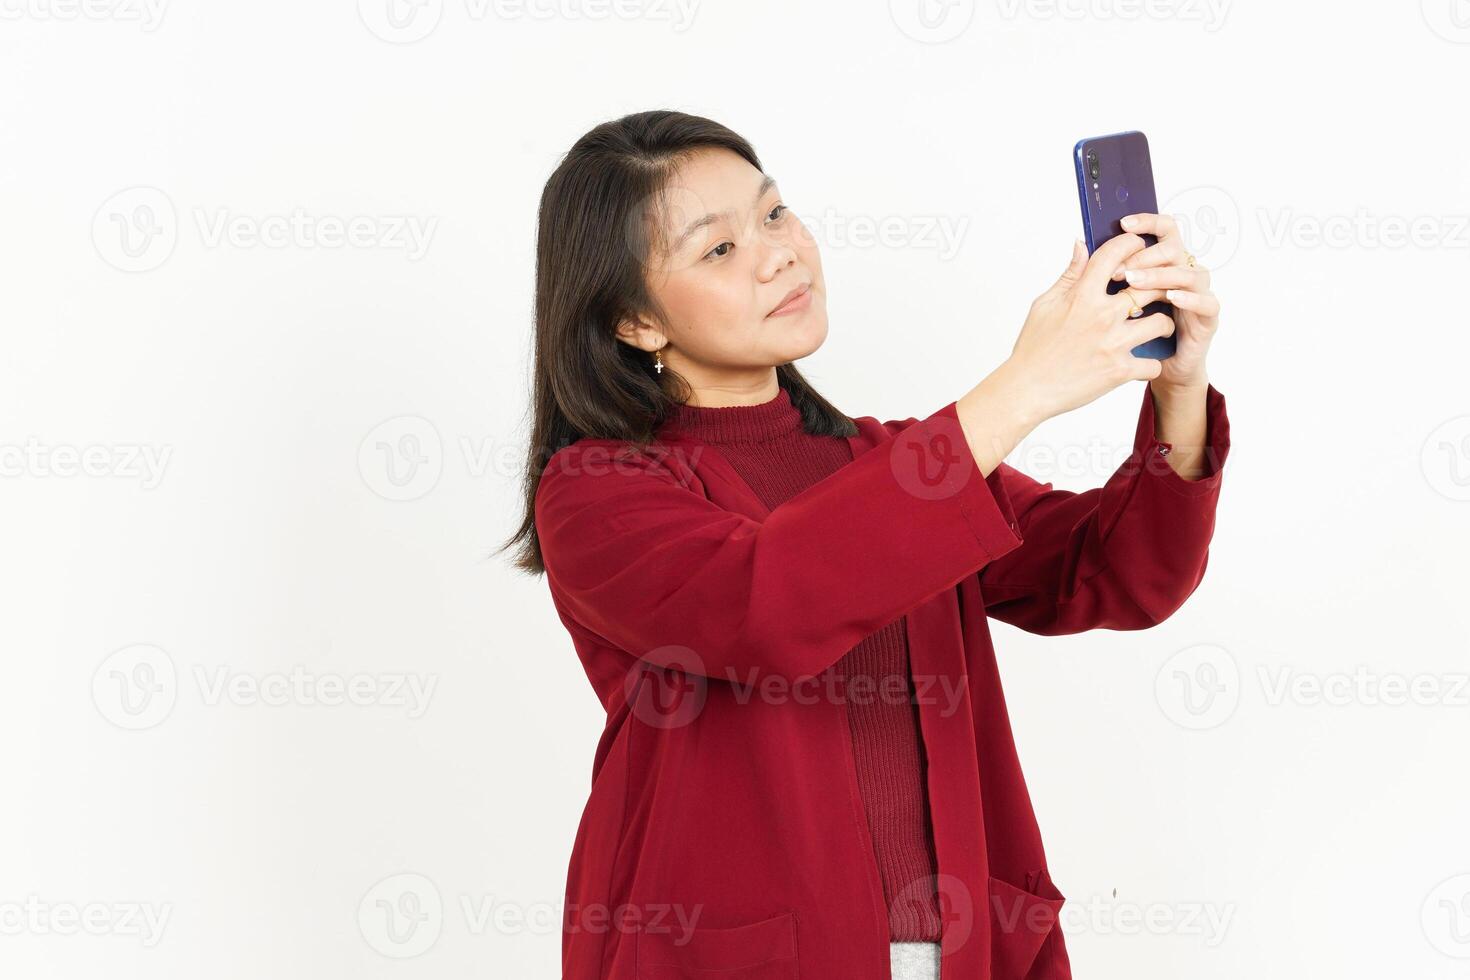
[1006,235,1175,423]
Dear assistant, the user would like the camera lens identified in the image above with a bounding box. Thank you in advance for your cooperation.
[1087,152,1100,181]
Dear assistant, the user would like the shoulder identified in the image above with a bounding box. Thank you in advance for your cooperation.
[534,435,705,512]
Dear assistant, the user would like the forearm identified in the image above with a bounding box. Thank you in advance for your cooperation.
[955,360,1044,478]
[1148,378,1211,480]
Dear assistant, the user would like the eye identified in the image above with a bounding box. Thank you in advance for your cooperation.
[766,203,788,223]
[703,241,733,261]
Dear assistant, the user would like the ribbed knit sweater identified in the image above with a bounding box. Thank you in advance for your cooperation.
[661,385,942,942]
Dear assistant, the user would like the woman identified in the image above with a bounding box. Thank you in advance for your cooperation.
[506,110,1229,980]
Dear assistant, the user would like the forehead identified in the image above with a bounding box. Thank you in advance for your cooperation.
[655,149,773,242]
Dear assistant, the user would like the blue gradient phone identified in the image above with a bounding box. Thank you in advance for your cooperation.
[1073,130,1176,359]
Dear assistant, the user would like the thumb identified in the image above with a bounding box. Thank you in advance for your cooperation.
[1055,238,1087,288]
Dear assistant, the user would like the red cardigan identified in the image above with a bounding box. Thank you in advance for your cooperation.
[536,382,1231,980]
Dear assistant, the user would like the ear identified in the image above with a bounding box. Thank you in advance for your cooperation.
[615,314,665,353]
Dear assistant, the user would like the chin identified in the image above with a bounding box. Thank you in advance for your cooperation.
[778,313,828,361]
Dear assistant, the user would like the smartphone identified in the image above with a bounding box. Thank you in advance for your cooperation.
[1073,130,1176,359]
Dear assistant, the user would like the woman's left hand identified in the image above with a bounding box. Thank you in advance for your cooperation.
[1110,212,1218,389]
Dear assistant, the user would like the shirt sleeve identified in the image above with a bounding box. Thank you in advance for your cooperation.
[536,401,1024,683]
[979,383,1231,634]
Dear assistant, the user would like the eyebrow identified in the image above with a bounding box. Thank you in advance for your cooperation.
[669,174,778,253]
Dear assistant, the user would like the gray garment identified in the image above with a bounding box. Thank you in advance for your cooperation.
[888,941,941,980]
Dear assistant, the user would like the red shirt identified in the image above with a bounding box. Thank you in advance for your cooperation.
[537,382,1231,979]
[661,387,946,942]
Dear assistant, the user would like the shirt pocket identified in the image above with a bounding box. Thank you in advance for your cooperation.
[988,869,1066,980]
[635,910,799,980]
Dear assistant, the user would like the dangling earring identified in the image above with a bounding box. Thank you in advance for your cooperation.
[654,346,665,374]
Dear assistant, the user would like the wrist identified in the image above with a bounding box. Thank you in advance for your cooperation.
[1149,375,1209,400]
[989,357,1049,431]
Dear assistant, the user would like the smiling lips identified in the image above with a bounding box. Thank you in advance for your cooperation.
[766,283,812,317]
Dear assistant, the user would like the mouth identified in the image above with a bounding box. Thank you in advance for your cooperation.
[766,282,813,318]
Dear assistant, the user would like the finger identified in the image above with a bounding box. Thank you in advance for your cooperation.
[1120,311,1175,351]
[1122,266,1210,292]
[1055,238,1088,288]
[1118,212,1179,241]
[1113,286,1167,320]
[1080,233,1148,295]
[1165,288,1221,318]
[1111,239,1191,279]
[1128,354,1165,381]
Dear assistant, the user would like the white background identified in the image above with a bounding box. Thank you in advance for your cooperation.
[4,0,1469,977]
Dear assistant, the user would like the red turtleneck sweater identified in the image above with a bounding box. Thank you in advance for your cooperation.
[664,386,942,942]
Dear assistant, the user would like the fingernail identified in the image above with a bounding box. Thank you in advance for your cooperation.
[1124,269,1144,284]
[1120,215,1137,229]
[1112,266,1124,279]
[1166,289,1182,302]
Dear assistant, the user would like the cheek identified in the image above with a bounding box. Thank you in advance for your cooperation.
[660,272,756,349]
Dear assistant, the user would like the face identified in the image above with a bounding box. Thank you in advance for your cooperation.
[617,148,828,400]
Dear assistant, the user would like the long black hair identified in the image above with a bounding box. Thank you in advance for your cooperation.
[502,109,856,576]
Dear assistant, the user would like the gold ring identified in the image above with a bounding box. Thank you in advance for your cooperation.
[1185,252,1197,268]
[1122,288,1143,319]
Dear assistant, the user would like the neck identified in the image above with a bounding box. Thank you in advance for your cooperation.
[668,366,781,408]
[660,383,801,444]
